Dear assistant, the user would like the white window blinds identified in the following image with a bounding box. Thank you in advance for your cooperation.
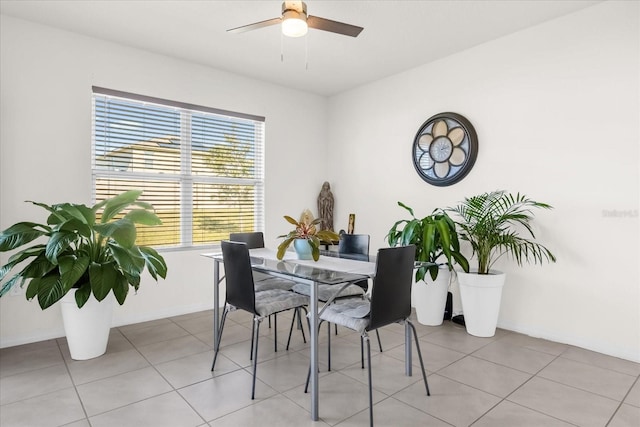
[92,87,265,248]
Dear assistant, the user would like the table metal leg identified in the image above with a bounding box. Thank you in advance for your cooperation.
[309,279,319,421]
[405,321,413,376]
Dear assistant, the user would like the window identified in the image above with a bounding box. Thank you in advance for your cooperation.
[92,87,265,248]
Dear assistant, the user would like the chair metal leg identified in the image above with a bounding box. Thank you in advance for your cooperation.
[286,307,308,350]
[286,309,298,350]
[335,323,338,335]
[304,364,311,394]
[251,318,261,399]
[375,329,383,352]
[361,335,365,369]
[327,321,332,371]
[274,313,278,352]
[304,319,323,394]
[365,335,373,427]
[211,303,229,371]
[250,315,255,361]
[407,320,430,396]
[300,307,308,343]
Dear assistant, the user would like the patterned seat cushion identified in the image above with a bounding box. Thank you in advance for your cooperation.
[291,282,365,302]
[254,289,309,318]
[253,271,273,282]
[319,300,371,335]
[254,277,296,292]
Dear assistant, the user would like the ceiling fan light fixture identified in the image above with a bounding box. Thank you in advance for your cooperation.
[282,10,308,37]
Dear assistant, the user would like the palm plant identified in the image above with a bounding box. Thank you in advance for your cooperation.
[448,190,556,274]
[0,190,168,309]
[387,202,469,282]
[277,209,339,261]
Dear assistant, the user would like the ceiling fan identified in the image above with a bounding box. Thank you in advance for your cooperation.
[227,1,363,38]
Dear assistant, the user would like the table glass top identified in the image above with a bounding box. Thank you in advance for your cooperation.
[250,257,370,285]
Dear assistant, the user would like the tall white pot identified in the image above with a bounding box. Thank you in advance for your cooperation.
[414,268,451,326]
[60,289,114,360]
[457,270,506,337]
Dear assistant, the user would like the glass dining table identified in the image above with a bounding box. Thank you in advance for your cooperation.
[202,247,417,421]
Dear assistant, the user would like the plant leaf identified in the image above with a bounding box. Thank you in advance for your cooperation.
[109,243,145,276]
[124,209,162,226]
[0,274,21,297]
[94,219,136,248]
[75,283,92,308]
[99,190,143,223]
[89,262,116,301]
[0,222,48,251]
[277,237,294,260]
[112,272,129,305]
[139,246,167,280]
[283,215,299,226]
[58,255,90,292]
[25,277,40,300]
[44,230,76,264]
[36,274,65,309]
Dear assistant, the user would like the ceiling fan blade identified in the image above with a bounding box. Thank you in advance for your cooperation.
[307,16,363,37]
[227,17,281,34]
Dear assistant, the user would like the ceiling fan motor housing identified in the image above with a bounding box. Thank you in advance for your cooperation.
[282,1,307,15]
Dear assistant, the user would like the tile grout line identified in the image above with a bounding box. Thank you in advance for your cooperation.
[57,337,93,427]
[604,374,640,427]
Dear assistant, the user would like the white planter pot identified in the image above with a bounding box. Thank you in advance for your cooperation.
[60,289,114,360]
[457,270,506,337]
[414,268,451,326]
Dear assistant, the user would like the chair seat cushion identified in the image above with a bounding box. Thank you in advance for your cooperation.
[253,271,273,282]
[254,289,309,318]
[254,277,296,292]
[291,282,365,302]
[320,300,371,335]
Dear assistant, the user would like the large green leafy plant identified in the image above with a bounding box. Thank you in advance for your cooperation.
[277,209,340,261]
[448,190,556,274]
[0,190,168,309]
[387,202,469,282]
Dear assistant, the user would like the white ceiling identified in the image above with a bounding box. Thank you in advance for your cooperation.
[1,0,602,96]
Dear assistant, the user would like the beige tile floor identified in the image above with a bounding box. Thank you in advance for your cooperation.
[1,308,638,427]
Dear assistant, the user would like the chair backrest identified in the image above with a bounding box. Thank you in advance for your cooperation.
[229,232,265,249]
[368,245,416,331]
[338,234,370,258]
[221,240,256,315]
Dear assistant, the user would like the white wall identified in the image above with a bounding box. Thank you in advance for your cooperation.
[327,1,639,362]
[0,15,328,347]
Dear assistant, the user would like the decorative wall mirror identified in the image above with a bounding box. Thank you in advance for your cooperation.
[412,112,478,186]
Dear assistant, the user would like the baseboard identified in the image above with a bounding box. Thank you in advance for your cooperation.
[497,320,640,363]
[0,302,216,349]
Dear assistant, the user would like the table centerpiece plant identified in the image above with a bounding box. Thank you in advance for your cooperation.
[277,209,339,261]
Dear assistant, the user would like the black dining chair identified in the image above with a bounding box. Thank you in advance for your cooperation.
[290,234,371,370]
[305,245,430,427]
[228,232,307,351]
[338,234,383,355]
[211,241,310,399]
[338,233,370,259]
[229,232,297,291]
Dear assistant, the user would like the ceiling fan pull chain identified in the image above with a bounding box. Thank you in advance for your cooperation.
[305,33,309,70]
[280,31,284,62]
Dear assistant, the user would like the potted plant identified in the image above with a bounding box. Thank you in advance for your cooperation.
[0,190,168,359]
[448,190,556,337]
[277,209,339,261]
[387,202,469,326]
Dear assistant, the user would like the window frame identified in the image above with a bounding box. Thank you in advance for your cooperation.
[91,86,265,250]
